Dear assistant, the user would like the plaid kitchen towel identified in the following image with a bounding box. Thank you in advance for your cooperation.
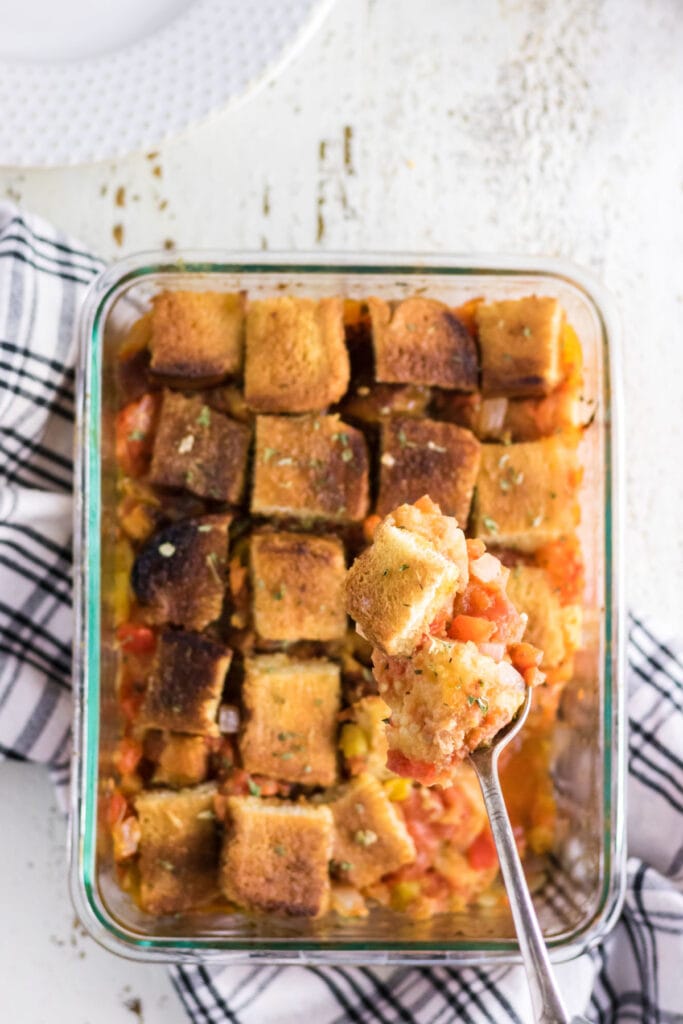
[1,200,682,1023]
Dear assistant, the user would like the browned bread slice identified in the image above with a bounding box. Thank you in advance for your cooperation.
[250,531,347,642]
[138,630,232,735]
[244,296,349,412]
[149,291,244,384]
[220,796,334,917]
[506,565,582,668]
[151,733,210,788]
[472,437,580,551]
[135,783,219,915]
[239,654,340,787]
[376,417,481,527]
[329,772,415,888]
[149,390,251,503]
[344,501,468,657]
[476,296,563,397]
[131,514,230,629]
[251,415,369,523]
[369,297,478,390]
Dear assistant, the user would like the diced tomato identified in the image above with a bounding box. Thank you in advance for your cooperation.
[115,393,159,477]
[524,666,546,688]
[509,642,543,672]
[466,538,486,560]
[363,514,382,544]
[114,736,143,776]
[387,749,440,786]
[447,614,496,644]
[455,577,524,645]
[467,827,498,871]
[536,536,584,606]
[116,622,156,655]
[106,788,128,828]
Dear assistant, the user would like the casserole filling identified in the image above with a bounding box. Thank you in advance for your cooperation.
[105,290,584,921]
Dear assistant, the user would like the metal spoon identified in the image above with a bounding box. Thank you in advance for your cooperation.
[469,689,590,1024]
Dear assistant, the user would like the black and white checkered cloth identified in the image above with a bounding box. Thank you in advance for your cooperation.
[1,201,681,1023]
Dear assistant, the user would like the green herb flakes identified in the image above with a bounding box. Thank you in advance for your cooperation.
[273,844,286,857]
[128,428,146,442]
[247,779,262,797]
[197,405,211,428]
[482,516,499,534]
[354,829,378,847]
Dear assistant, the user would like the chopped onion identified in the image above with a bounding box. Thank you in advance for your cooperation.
[470,553,502,584]
[478,642,505,662]
[498,660,525,690]
[477,397,508,437]
[218,704,241,734]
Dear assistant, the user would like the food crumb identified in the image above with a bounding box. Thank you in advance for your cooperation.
[115,186,126,207]
[146,151,159,161]
[158,198,168,211]
[151,164,162,179]
[163,238,176,251]
[112,223,124,247]
[124,997,144,1022]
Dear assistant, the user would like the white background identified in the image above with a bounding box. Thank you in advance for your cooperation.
[1,0,682,1020]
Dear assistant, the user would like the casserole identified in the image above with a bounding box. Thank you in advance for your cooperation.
[70,252,625,963]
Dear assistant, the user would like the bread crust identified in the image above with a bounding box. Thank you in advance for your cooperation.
[251,414,369,523]
[369,297,478,390]
[245,296,349,412]
[220,797,334,917]
[149,291,244,383]
[250,531,347,641]
[376,417,481,527]
[149,390,251,503]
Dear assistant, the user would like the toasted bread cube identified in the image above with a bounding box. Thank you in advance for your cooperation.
[220,797,333,917]
[245,296,349,412]
[330,773,415,888]
[376,417,481,527]
[151,733,210,788]
[344,503,468,656]
[506,565,582,668]
[135,784,219,914]
[369,296,478,390]
[251,415,369,523]
[131,514,230,629]
[476,296,563,397]
[240,654,340,787]
[149,390,251,503]
[149,291,244,384]
[473,438,580,551]
[250,532,347,641]
[139,630,232,735]
[373,638,526,785]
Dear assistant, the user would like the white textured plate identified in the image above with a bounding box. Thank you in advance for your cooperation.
[0,0,334,167]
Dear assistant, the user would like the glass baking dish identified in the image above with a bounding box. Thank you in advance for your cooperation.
[70,251,625,964]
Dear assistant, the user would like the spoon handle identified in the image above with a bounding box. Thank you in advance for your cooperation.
[471,749,582,1024]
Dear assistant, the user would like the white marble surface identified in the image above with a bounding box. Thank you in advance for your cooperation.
[1,0,682,1020]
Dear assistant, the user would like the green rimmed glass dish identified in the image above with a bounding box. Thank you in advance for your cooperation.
[70,252,625,963]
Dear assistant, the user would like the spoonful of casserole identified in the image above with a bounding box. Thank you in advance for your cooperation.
[344,495,544,786]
